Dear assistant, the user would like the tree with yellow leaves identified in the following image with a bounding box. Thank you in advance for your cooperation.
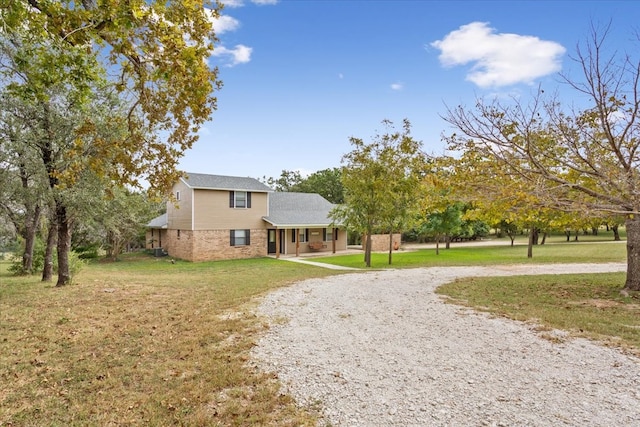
[443,25,640,291]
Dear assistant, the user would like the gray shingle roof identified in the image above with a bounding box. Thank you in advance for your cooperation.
[147,213,167,228]
[182,172,272,192]
[263,192,340,227]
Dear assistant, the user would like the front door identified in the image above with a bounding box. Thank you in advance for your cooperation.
[268,229,277,254]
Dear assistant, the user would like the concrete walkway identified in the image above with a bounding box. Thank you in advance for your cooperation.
[278,256,362,270]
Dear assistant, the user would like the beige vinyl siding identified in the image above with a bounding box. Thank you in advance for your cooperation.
[193,189,269,230]
[167,180,193,230]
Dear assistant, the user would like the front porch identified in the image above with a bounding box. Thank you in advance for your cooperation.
[266,227,347,258]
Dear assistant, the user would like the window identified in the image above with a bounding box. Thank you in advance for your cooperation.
[291,229,309,243]
[176,191,181,201]
[229,191,252,208]
[324,227,333,242]
[235,191,246,208]
[230,229,251,246]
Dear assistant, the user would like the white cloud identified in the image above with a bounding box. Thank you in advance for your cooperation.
[221,0,245,7]
[211,44,253,66]
[252,0,279,4]
[390,82,403,91]
[205,11,240,34]
[431,22,566,88]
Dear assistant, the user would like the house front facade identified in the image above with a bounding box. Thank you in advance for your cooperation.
[146,172,347,261]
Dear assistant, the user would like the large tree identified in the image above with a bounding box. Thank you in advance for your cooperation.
[443,25,640,290]
[1,1,221,285]
[2,0,221,191]
[332,119,424,267]
[265,168,345,204]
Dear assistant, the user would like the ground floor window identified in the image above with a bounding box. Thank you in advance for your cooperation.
[230,229,250,246]
[291,228,309,243]
[324,227,334,242]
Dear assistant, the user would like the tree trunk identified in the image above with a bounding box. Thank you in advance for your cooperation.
[445,234,451,249]
[387,230,393,265]
[21,206,41,274]
[435,235,440,255]
[364,231,372,267]
[42,217,57,282]
[540,232,547,245]
[55,202,71,287]
[613,225,621,241]
[624,216,640,291]
[527,227,534,258]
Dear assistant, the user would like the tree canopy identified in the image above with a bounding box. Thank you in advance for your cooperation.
[443,24,640,290]
[2,0,222,192]
[332,119,425,266]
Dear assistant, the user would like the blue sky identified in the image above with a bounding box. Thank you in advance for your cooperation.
[180,0,639,180]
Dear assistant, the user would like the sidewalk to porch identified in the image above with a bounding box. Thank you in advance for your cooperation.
[271,246,363,270]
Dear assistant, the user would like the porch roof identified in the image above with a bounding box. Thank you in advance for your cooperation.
[263,192,340,228]
[147,213,168,229]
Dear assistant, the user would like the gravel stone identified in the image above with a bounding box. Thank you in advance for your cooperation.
[251,263,640,426]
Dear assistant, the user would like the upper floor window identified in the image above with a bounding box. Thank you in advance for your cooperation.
[229,191,251,208]
[176,191,181,201]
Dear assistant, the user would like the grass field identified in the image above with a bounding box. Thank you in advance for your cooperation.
[316,240,627,269]
[436,272,640,356]
[0,255,341,426]
[0,235,636,426]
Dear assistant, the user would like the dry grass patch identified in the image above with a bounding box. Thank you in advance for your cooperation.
[0,254,341,426]
[436,272,640,356]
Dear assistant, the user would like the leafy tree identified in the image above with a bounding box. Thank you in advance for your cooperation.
[1,2,221,285]
[264,168,345,204]
[293,168,345,204]
[263,170,304,192]
[0,95,49,273]
[443,25,640,290]
[73,185,163,261]
[419,204,463,254]
[2,0,221,192]
[332,119,424,266]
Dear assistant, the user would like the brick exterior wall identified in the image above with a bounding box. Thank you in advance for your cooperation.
[164,229,268,262]
[363,233,402,252]
[165,229,195,261]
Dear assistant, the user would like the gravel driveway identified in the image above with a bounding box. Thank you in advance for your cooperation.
[251,263,640,426]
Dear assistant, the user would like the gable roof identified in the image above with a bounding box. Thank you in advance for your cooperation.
[263,192,340,227]
[181,172,272,192]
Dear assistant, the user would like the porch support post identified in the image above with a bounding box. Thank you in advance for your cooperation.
[332,228,336,254]
[275,227,280,259]
[295,228,299,257]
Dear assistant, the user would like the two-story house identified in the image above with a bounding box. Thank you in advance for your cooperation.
[146,172,347,261]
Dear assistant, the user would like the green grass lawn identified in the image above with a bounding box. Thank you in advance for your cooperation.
[0,239,636,426]
[315,240,626,269]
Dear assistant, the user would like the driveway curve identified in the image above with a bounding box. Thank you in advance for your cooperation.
[251,263,640,426]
